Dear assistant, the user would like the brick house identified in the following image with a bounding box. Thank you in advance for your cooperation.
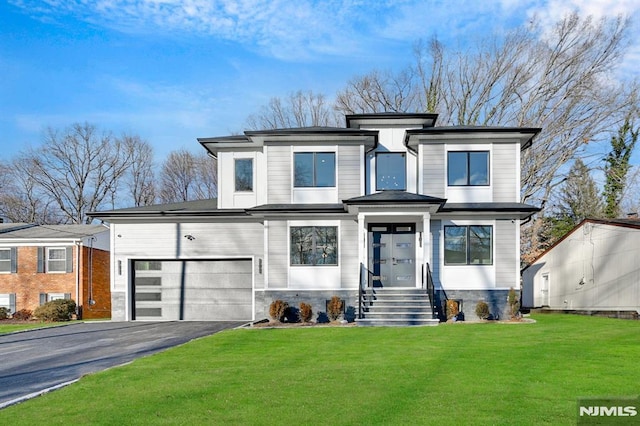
[0,223,111,319]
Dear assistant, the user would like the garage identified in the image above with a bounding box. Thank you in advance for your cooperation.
[132,259,253,321]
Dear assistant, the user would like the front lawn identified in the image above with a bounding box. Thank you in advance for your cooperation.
[0,314,638,425]
[0,322,71,335]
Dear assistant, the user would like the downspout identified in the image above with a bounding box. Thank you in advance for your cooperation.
[75,241,81,318]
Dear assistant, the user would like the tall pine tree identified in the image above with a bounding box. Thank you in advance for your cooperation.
[603,118,639,218]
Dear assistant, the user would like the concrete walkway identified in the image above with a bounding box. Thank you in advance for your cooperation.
[0,321,243,408]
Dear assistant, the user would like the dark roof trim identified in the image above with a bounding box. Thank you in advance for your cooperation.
[439,202,540,213]
[346,113,439,129]
[345,191,446,205]
[247,204,346,213]
[405,126,542,151]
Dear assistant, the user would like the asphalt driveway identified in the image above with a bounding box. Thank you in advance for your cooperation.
[0,321,243,408]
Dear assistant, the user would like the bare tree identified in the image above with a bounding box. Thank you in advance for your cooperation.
[246,90,341,130]
[21,123,135,224]
[336,14,636,212]
[121,135,156,207]
[159,149,217,203]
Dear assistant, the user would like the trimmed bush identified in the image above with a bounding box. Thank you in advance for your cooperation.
[269,300,288,322]
[34,299,76,322]
[327,296,343,322]
[299,302,313,323]
[475,300,490,320]
[0,307,9,320]
[12,309,32,321]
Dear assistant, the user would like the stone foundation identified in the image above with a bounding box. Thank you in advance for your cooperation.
[255,290,359,323]
[435,289,513,321]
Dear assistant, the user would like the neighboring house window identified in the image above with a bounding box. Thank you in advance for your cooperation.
[448,151,489,186]
[290,226,338,266]
[0,248,17,273]
[294,152,336,187]
[39,293,71,305]
[376,152,406,190]
[37,247,73,273]
[0,293,16,313]
[444,225,493,265]
[235,158,253,192]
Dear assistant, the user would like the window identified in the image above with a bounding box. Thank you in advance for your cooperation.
[235,158,253,192]
[39,293,71,305]
[0,248,16,273]
[290,226,338,266]
[448,151,489,186]
[376,152,406,190]
[294,152,335,187]
[444,225,493,265]
[47,248,68,272]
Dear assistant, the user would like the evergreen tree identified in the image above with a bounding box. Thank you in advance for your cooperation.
[603,118,639,218]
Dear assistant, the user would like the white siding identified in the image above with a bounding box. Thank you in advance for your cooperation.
[340,219,359,288]
[338,145,362,200]
[523,223,640,311]
[495,219,518,289]
[492,143,518,202]
[266,220,288,288]
[266,145,291,204]
[422,143,445,197]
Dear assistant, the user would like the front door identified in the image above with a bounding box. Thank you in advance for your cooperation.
[368,224,416,287]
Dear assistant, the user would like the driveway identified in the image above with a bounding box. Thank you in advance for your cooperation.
[0,321,243,408]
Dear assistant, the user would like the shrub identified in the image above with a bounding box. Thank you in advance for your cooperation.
[299,302,313,323]
[0,307,9,320]
[269,300,288,322]
[327,296,343,321]
[446,300,459,320]
[12,309,32,321]
[508,287,520,319]
[34,299,76,322]
[475,300,490,320]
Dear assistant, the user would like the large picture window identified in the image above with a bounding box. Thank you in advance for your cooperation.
[294,152,335,187]
[290,226,338,266]
[235,158,253,192]
[376,152,406,190]
[444,225,493,265]
[448,151,489,186]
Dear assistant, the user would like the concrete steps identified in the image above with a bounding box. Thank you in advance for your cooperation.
[356,288,440,327]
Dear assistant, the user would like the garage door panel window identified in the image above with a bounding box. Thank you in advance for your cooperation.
[290,226,338,266]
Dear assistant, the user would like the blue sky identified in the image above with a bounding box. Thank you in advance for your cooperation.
[1,0,638,162]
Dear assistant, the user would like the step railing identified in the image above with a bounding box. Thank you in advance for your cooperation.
[425,263,437,320]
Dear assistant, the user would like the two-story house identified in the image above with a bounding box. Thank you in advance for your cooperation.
[0,223,111,319]
[89,113,540,323]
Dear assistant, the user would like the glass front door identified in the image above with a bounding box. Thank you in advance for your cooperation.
[368,224,416,287]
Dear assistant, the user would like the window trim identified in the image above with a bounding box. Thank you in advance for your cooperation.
[375,152,407,191]
[234,158,254,192]
[46,247,70,273]
[290,225,339,266]
[447,150,490,187]
[293,152,336,188]
[444,225,493,266]
[0,248,15,274]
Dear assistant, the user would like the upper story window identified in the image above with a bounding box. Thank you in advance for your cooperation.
[234,158,253,192]
[448,151,489,186]
[376,152,406,190]
[0,248,15,273]
[294,152,335,187]
[47,248,68,272]
[444,225,493,265]
[37,247,72,273]
[290,226,338,266]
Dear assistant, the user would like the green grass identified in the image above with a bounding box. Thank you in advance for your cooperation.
[0,322,73,334]
[0,314,638,425]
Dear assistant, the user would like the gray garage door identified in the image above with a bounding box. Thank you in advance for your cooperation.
[132,259,253,321]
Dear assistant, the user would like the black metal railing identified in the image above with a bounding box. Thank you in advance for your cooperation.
[425,262,436,320]
[358,263,365,319]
